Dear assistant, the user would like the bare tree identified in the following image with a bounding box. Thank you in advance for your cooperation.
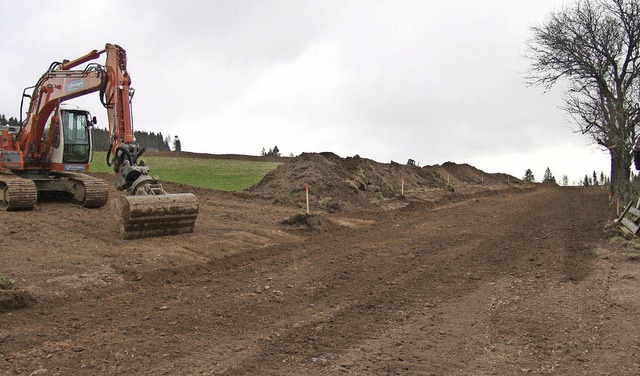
[527,0,640,199]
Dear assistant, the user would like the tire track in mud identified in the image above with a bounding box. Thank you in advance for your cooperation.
[0,186,609,375]
[213,187,608,375]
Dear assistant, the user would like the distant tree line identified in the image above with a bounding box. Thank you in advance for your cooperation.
[582,171,609,187]
[524,167,609,187]
[91,127,172,152]
[261,146,281,157]
[0,114,19,128]
[523,167,558,183]
[2,114,177,152]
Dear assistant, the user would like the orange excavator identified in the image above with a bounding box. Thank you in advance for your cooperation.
[0,43,198,239]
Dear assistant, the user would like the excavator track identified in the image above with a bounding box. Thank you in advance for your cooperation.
[111,193,199,240]
[0,174,38,211]
[51,172,109,208]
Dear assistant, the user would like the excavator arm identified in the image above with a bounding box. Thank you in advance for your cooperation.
[18,44,141,190]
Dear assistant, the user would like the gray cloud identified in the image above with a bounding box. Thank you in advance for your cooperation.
[0,0,610,183]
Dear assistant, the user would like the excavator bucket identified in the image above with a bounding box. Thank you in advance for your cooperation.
[111,193,199,240]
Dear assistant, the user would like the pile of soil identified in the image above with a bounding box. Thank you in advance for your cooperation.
[433,161,518,185]
[280,213,337,233]
[0,289,36,312]
[248,152,522,212]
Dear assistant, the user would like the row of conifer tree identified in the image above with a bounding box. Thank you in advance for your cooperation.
[1,113,178,152]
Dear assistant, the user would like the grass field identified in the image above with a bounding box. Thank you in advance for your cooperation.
[89,152,280,191]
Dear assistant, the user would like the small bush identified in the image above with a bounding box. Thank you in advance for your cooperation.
[0,273,15,290]
[624,251,640,260]
[609,236,626,244]
[319,197,340,212]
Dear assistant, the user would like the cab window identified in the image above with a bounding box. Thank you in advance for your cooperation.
[61,111,90,163]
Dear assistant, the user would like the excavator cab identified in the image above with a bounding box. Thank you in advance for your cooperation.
[45,104,95,169]
[60,108,93,163]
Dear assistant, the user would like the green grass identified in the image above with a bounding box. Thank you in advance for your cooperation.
[89,152,280,191]
[624,251,640,260]
[0,273,15,289]
[609,236,626,244]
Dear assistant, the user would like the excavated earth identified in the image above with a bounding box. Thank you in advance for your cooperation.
[1,153,638,375]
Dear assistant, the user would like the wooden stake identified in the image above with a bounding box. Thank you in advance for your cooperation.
[305,183,310,215]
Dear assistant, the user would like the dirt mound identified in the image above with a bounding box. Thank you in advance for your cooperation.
[436,161,519,185]
[281,213,337,232]
[0,289,36,311]
[540,179,560,187]
[248,152,521,212]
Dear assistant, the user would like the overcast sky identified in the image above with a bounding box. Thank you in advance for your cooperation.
[0,0,612,184]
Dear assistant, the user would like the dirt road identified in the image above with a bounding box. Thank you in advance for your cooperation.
[2,183,639,375]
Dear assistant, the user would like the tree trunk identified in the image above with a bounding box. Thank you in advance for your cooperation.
[610,147,632,201]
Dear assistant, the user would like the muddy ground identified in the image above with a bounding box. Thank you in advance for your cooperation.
[1,156,639,375]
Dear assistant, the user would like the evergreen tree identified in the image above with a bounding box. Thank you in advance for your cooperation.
[523,169,535,182]
[173,135,182,152]
[543,167,555,183]
[562,174,569,186]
